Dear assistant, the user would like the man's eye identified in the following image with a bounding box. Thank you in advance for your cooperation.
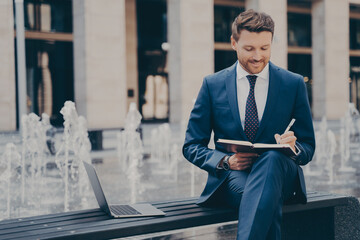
[245,48,252,51]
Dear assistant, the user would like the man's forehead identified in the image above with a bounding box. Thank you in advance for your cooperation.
[239,29,273,36]
[237,30,273,42]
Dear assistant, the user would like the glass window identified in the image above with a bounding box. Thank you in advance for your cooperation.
[25,40,74,126]
[137,0,167,50]
[288,13,311,47]
[288,54,312,105]
[214,5,243,73]
[350,57,360,110]
[214,50,237,72]
[137,0,169,122]
[23,0,72,33]
[214,5,244,43]
[16,0,74,126]
[350,18,360,50]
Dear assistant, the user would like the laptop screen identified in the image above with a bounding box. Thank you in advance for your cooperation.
[83,161,112,215]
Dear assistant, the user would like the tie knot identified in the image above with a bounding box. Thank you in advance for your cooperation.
[246,75,257,88]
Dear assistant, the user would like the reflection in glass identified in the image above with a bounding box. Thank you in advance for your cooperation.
[25,2,34,30]
[288,13,311,47]
[25,40,74,126]
[214,6,244,43]
[137,0,169,122]
[22,0,72,33]
[215,50,237,72]
[350,19,360,50]
[40,3,51,32]
[350,57,360,110]
[288,54,312,105]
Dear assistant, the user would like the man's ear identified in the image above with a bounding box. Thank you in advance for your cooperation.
[230,36,237,51]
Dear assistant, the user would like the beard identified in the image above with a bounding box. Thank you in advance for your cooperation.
[239,59,268,75]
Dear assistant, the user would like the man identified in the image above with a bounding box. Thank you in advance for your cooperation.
[182,9,315,240]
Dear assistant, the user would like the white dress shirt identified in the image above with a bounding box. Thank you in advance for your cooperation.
[236,61,269,128]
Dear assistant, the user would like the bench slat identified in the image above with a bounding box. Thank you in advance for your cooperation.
[24,209,238,240]
[0,205,229,239]
[0,192,349,240]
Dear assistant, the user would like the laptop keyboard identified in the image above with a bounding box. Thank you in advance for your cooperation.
[110,205,141,216]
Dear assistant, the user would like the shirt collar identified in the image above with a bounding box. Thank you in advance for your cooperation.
[236,61,269,81]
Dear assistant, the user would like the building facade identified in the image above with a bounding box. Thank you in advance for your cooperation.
[1,0,360,131]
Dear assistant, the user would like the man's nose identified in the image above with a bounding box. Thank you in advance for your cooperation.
[253,51,262,61]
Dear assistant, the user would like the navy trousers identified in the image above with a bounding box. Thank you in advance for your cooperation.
[220,150,298,240]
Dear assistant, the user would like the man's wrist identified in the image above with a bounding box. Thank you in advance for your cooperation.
[217,156,226,169]
[217,155,230,170]
[222,155,231,170]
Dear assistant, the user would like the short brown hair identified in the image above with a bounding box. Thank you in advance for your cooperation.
[231,9,275,42]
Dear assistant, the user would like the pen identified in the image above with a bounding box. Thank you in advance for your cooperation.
[283,118,296,134]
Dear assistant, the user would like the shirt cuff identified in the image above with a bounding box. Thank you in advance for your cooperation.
[290,143,301,161]
[216,155,227,169]
[295,144,301,155]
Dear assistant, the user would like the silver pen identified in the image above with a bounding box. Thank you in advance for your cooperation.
[283,118,296,134]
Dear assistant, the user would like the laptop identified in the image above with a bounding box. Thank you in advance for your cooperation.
[83,161,165,218]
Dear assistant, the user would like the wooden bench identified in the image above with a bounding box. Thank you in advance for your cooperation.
[0,191,356,240]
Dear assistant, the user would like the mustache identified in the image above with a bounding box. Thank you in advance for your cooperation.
[249,59,264,63]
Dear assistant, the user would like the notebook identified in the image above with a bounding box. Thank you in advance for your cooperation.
[83,161,165,218]
[217,138,296,157]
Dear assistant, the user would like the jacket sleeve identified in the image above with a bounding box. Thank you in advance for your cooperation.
[291,77,316,166]
[182,78,227,177]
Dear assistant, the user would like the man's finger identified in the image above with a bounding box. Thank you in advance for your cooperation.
[279,136,297,144]
[281,131,294,138]
[274,134,280,144]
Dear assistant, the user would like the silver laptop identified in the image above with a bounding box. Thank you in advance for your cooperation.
[83,161,165,218]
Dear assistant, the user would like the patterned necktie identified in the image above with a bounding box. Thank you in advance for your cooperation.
[244,75,259,143]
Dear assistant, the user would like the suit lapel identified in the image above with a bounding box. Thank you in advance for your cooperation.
[225,62,247,140]
[254,62,281,142]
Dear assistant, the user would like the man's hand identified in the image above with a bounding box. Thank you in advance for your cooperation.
[226,152,259,171]
[274,131,297,151]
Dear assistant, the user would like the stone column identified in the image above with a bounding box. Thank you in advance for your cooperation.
[246,0,288,69]
[167,0,214,123]
[0,0,16,131]
[312,0,349,119]
[125,0,138,109]
[73,0,127,128]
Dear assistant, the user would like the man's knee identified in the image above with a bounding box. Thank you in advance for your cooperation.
[256,150,289,170]
[260,150,286,161]
[225,170,247,193]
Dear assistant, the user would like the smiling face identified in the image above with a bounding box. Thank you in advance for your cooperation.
[231,30,272,75]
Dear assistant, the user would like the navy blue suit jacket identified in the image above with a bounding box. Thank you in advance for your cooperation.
[183,61,315,205]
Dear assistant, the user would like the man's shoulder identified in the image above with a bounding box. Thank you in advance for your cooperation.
[204,63,236,83]
[270,62,303,82]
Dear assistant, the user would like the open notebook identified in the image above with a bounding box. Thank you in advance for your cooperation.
[217,139,296,157]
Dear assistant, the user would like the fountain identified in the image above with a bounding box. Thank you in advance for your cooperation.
[150,124,171,163]
[0,143,21,220]
[55,101,92,211]
[304,116,329,178]
[326,130,337,184]
[20,113,50,210]
[303,116,343,186]
[339,113,356,174]
[0,100,94,220]
[303,103,360,192]
[148,123,183,184]
[117,102,144,204]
